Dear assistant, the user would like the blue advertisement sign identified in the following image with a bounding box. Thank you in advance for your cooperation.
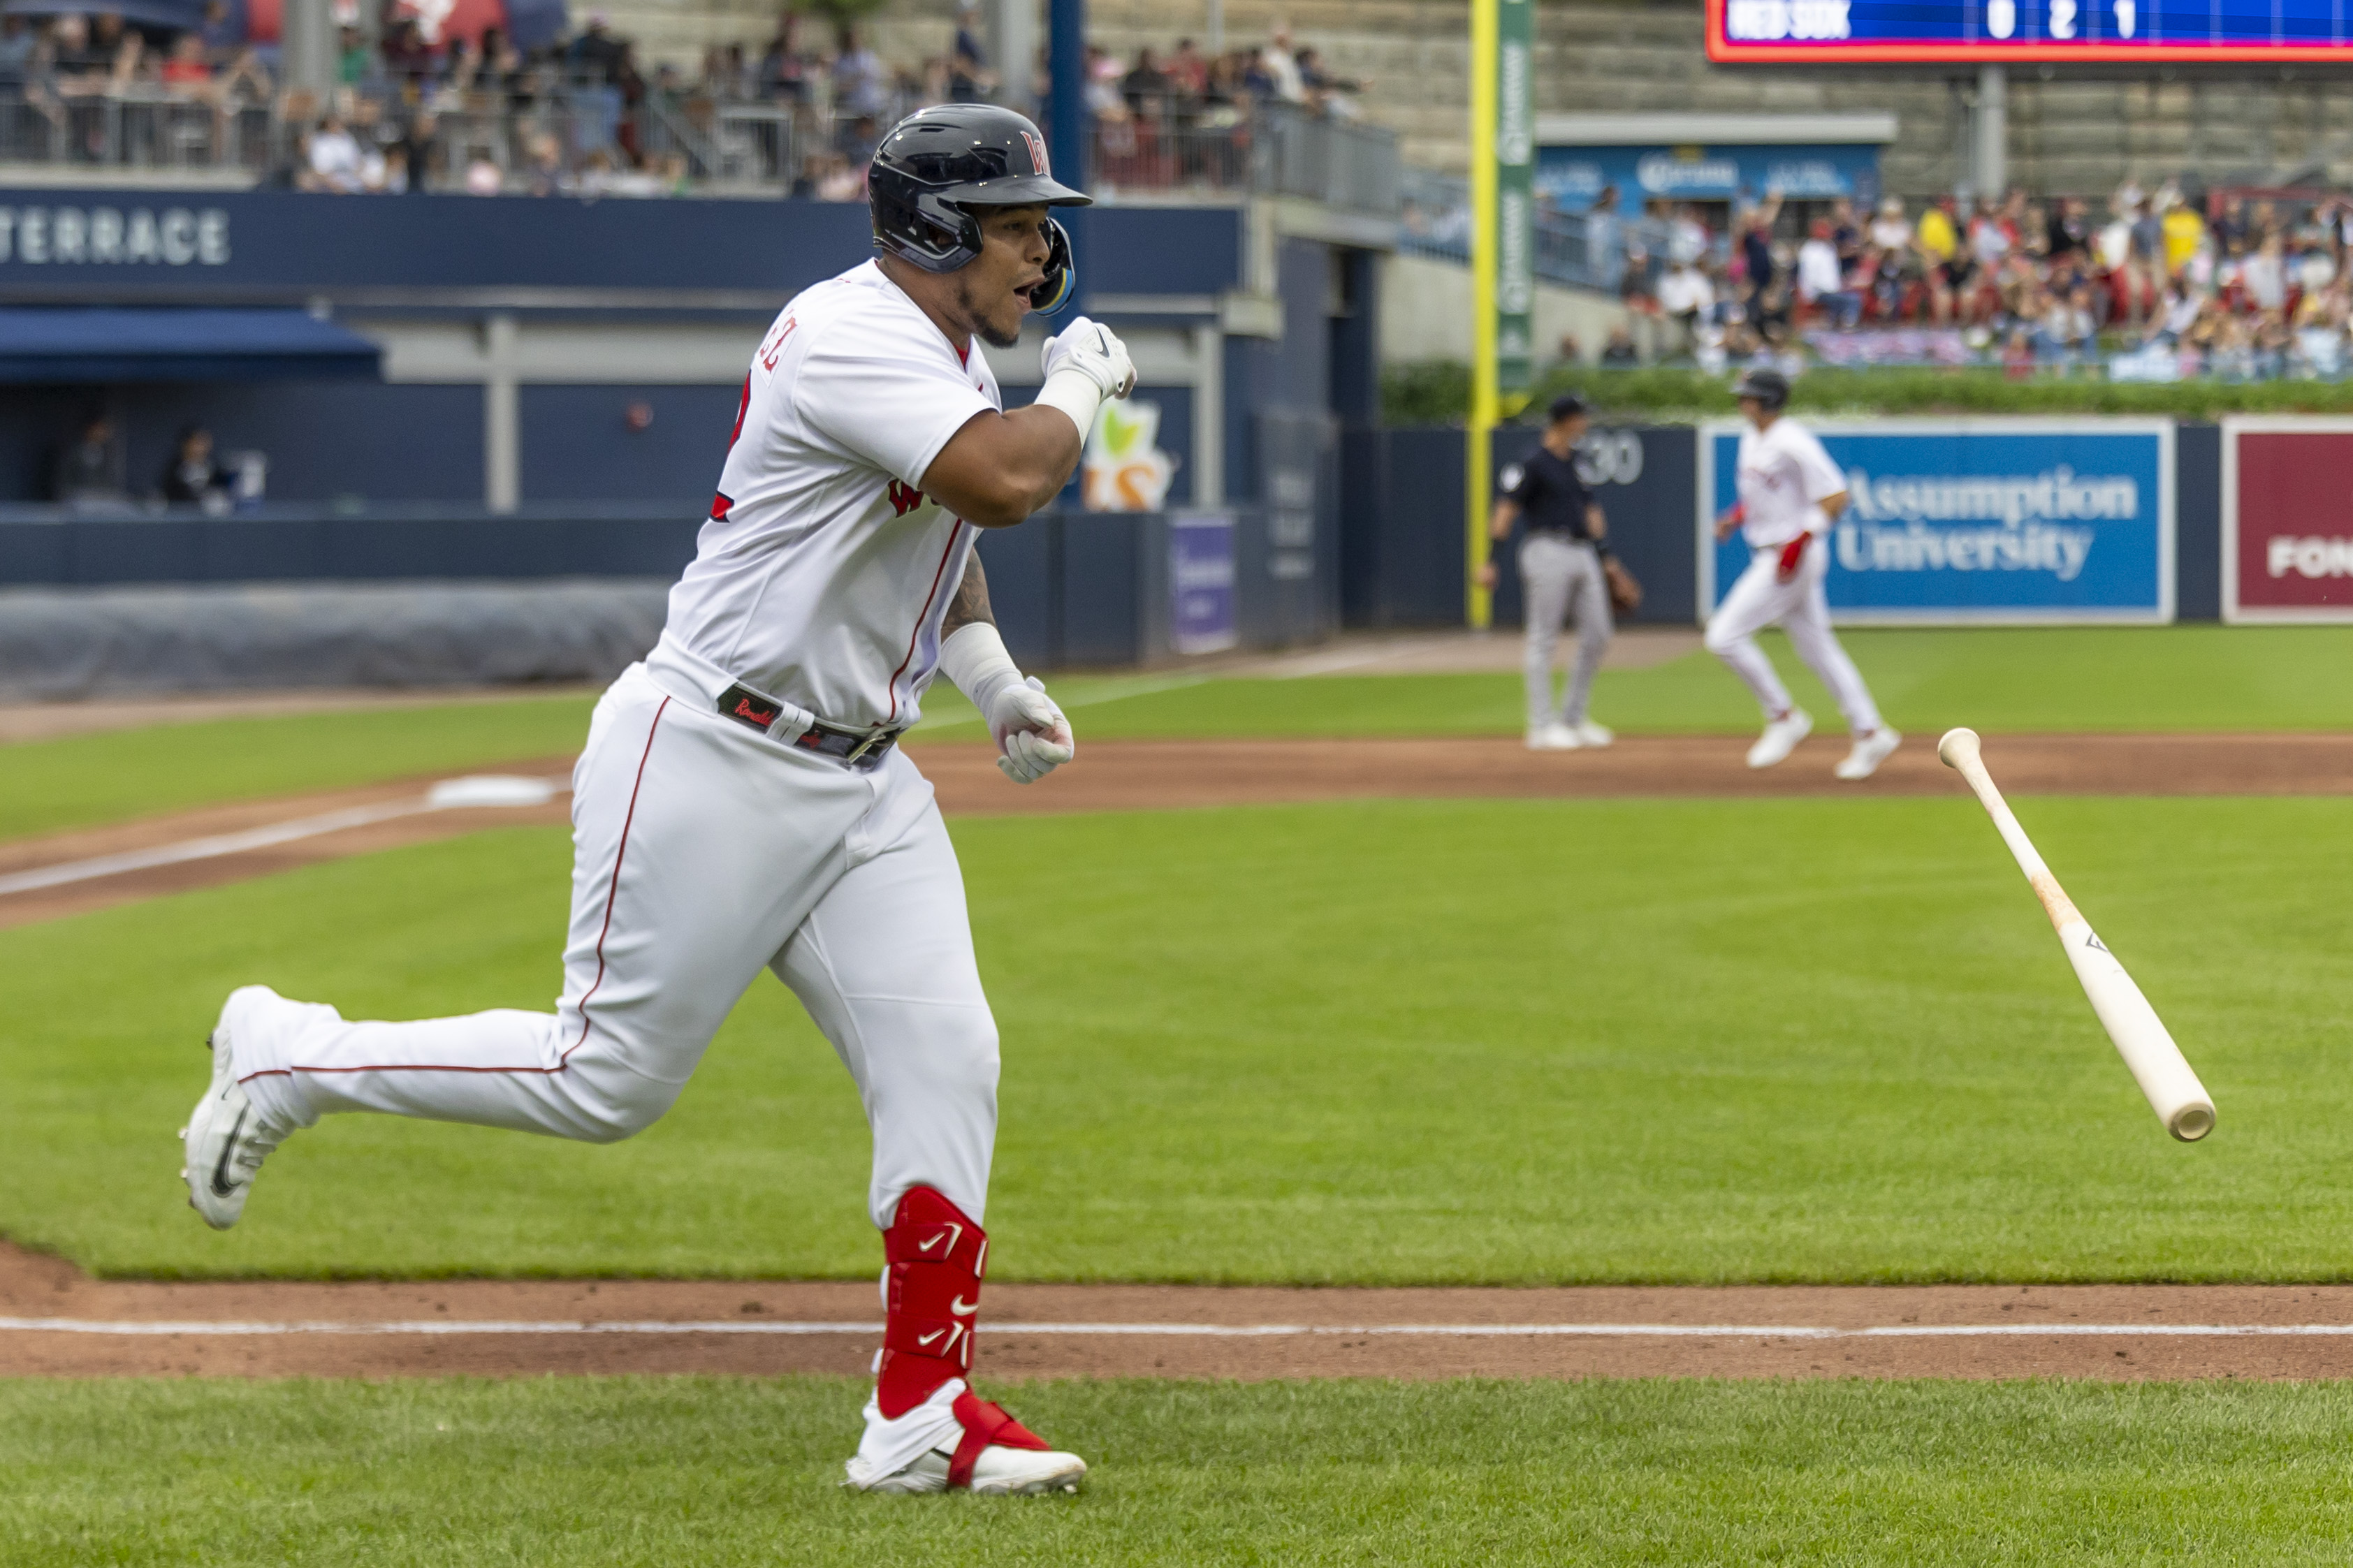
[1537,143,1882,214]
[1698,420,2176,624]
[1170,511,1238,655]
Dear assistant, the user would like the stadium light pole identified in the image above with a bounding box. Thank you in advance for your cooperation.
[1048,0,1089,503]
[991,0,1037,116]
[1048,0,1088,300]
[282,0,337,111]
[1974,64,2008,196]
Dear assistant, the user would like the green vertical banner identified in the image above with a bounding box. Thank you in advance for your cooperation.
[1495,0,1535,403]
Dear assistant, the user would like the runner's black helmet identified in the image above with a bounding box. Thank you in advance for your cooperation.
[1732,367,1791,410]
[869,105,1089,313]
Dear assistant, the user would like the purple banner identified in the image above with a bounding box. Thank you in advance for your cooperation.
[1170,512,1237,655]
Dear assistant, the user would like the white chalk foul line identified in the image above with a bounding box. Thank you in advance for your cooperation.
[11,1318,2353,1340]
[0,777,567,898]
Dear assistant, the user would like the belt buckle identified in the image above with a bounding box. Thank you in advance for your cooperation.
[839,724,901,764]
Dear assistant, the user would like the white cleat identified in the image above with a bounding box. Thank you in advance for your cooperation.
[1745,708,1814,770]
[848,1443,1088,1497]
[1834,727,1902,781]
[1569,719,1615,749]
[844,1384,1087,1497]
[1524,722,1583,752]
[181,987,291,1231]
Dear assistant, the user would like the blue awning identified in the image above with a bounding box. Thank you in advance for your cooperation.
[0,309,383,383]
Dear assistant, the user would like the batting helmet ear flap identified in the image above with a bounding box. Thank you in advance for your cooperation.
[1028,217,1077,315]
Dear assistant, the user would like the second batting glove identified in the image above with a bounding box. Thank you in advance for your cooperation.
[938,623,1077,786]
[991,676,1074,785]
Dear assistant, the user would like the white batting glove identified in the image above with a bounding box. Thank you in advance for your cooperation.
[1040,315,1137,400]
[989,675,1074,785]
[938,623,1076,786]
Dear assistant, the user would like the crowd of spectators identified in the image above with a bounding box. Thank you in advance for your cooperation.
[0,4,274,161]
[0,1,1361,198]
[1615,180,2353,380]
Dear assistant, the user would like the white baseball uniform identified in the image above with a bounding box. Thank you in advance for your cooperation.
[1704,416,1884,735]
[232,258,1015,1243]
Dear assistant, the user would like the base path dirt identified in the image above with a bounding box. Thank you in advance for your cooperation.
[908,730,2353,814]
[8,1243,2353,1382]
[2,732,2346,932]
[0,761,579,931]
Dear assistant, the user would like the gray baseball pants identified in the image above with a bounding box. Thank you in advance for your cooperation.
[1519,534,1612,728]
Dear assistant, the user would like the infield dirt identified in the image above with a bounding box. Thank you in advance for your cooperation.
[9,1240,2353,1382]
[3,730,2347,930]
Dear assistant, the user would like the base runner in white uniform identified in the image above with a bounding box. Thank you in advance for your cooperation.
[1704,368,1902,780]
[177,105,1137,1497]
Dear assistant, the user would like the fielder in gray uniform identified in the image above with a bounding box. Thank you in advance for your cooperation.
[1478,395,1616,751]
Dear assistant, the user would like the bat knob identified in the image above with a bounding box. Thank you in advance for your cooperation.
[2170,1101,2217,1142]
[1937,728,1981,770]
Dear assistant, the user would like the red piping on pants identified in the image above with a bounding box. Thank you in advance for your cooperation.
[238,696,672,1085]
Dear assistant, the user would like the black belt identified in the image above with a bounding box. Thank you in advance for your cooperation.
[716,682,905,765]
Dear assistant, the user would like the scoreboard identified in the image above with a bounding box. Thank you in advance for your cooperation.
[1706,0,2353,61]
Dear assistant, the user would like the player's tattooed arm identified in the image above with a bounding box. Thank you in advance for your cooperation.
[941,553,994,637]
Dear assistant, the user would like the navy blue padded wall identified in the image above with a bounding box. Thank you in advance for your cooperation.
[2175,422,2220,622]
[519,384,746,503]
[0,193,1243,303]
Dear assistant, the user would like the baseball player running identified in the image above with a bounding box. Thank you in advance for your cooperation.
[1477,393,1616,751]
[1705,368,1900,779]
[178,105,1129,1496]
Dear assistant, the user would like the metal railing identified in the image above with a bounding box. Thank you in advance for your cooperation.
[1090,99,1400,217]
[0,79,1401,212]
[1253,101,1399,216]
[0,80,822,191]
[1400,166,1686,294]
[0,86,278,171]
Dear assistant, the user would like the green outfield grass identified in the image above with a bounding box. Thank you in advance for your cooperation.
[2,625,2347,844]
[7,790,2351,1283]
[8,1377,2353,1565]
[1003,624,2353,741]
[0,694,598,844]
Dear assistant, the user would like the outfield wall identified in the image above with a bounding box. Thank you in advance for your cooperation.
[1350,421,2241,630]
[0,501,1333,691]
[0,416,2291,695]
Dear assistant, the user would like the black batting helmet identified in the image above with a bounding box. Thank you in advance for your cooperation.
[1732,367,1791,410]
[869,105,1089,313]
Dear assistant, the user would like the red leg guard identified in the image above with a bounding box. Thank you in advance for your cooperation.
[876,1186,989,1419]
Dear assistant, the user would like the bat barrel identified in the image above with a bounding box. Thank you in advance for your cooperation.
[1944,728,2215,1145]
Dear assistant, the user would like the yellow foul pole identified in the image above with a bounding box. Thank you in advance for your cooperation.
[1466,0,1498,629]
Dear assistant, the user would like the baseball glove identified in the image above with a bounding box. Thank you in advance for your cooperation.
[1604,556,1644,615]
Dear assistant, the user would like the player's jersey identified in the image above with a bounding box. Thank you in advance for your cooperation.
[1735,417,1848,550]
[660,258,1000,731]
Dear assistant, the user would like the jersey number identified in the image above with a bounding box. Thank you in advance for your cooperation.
[758,316,797,372]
